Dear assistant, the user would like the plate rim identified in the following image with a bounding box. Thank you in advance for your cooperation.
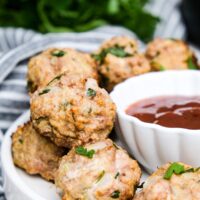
[1,110,49,200]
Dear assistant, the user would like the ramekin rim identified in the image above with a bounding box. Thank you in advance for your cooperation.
[110,70,200,136]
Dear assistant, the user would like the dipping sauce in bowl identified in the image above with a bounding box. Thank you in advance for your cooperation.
[126,96,200,130]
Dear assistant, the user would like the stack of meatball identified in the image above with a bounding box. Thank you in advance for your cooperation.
[12,36,200,200]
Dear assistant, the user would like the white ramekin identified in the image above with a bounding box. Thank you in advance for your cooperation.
[110,70,200,173]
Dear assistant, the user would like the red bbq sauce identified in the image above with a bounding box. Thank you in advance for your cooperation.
[126,96,200,130]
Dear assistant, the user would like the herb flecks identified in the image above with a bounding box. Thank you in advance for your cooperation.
[75,146,95,158]
[18,138,23,144]
[35,116,48,124]
[86,88,96,97]
[151,61,165,71]
[60,101,70,111]
[47,74,64,85]
[92,45,132,64]
[164,163,185,180]
[111,190,120,198]
[39,88,50,95]
[163,162,200,180]
[187,57,199,70]
[96,170,105,183]
[27,80,37,93]
[159,65,166,71]
[51,50,66,57]
[114,172,120,179]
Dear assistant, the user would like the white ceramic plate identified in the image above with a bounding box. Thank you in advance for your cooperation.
[1,110,60,200]
[1,110,148,200]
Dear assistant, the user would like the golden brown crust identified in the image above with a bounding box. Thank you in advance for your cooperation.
[99,53,151,91]
[145,38,199,71]
[134,162,200,200]
[12,121,66,181]
[30,73,116,148]
[93,36,150,91]
[56,139,141,200]
[27,48,98,93]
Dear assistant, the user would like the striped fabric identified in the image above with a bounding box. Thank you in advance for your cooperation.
[0,0,187,198]
[0,26,139,133]
[146,0,185,38]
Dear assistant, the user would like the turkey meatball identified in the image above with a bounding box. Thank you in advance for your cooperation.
[93,36,151,91]
[30,73,116,148]
[145,38,199,71]
[27,48,98,92]
[134,162,200,200]
[56,139,141,200]
[12,121,66,181]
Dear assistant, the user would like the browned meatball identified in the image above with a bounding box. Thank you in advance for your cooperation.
[30,73,116,148]
[56,139,141,200]
[93,36,151,91]
[27,48,98,92]
[12,121,66,181]
[134,162,200,200]
[145,38,199,71]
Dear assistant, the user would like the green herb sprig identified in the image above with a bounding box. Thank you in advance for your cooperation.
[39,88,50,95]
[187,57,199,70]
[164,163,185,180]
[18,138,23,144]
[163,162,200,180]
[51,50,66,57]
[47,74,64,85]
[75,146,95,158]
[96,170,105,183]
[86,88,96,97]
[110,190,120,198]
[92,45,132,64]
[114,172,120,179]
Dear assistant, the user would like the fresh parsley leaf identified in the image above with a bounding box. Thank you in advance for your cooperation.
[0,0,159,42]
[96,170,105,182]
[111,190,120,198]
[27,80,37,93]
[18,138,23,144]
[164,162,185,180]
[187,57,199,70]
[108,46,132,57]
[182,167,200,173]
[92,54,102,62]
[86,88,96,97]
[159,65,166,71]
[151,61,166,71]
[184,168,195,173]
[164,163,200,180]
[75,146,95,158]
[51,50,66,57]
[114,172,120,179]
[39,88,50,95]
[92,45,132,64]
[47,74,64,85]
